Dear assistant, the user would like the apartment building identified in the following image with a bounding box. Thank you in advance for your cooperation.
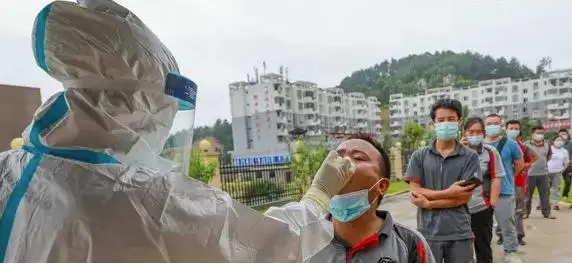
[389,69,572,137]
[229,67,382,158]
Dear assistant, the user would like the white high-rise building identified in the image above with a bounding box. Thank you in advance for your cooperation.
[229,67,382,158]
[388,69,572,137]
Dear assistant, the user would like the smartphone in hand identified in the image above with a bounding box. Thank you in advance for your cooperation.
[458,177,482,188]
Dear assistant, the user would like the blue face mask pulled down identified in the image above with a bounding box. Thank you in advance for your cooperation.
[485,125,502,136]
[435,122,459,140]
[328,179,382,223]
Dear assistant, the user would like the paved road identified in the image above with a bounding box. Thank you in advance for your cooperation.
[381,193,572,263]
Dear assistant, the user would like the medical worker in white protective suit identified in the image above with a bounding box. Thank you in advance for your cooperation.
[0,0,356,262]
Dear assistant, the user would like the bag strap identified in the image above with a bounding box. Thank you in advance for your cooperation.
[496,137,508,154]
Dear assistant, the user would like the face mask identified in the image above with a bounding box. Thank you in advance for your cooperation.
[329,179,383,223]
[485,125,501,136]
[507,130,520,140]
[467,135,484,146]
[562,135,569,141]
[434,122,459,140]
[555,141,564,148]
[533,134,544,141]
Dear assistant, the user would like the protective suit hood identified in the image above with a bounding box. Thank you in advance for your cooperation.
[26,0,184,165]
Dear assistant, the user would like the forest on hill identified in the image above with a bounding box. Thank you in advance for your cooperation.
[339,50,540,106]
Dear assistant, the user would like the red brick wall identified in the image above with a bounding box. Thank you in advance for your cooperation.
[0,85,41,152]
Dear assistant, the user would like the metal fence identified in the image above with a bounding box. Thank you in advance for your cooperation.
[220,163,301,208]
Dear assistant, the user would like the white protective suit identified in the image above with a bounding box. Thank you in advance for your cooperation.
[0,0,335,262]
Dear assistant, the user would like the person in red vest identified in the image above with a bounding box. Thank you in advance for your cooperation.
[505,120,538,246]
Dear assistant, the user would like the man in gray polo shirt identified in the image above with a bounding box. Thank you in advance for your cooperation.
[525,126,556,219]
[405,99,481,263]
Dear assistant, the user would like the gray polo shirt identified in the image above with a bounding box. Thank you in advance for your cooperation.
[468,144,505,214]
[404,141,482,241]
[526,140,551,176]
[309,211,435,263]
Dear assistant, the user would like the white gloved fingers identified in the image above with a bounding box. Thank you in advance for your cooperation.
[336,156,355,179]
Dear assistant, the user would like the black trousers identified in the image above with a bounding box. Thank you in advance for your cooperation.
[563,167,572,198]
[471,208,494,263]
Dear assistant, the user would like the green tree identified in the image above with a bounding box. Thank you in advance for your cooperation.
[462,105,470,120]
[189,151,216,183]
[165,118,234,164]
[401,121,427,151]
[289,137,328,200]
[382,131,394,151]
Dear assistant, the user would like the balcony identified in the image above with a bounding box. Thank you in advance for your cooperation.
[300,108,316,115]
[305,119,321,126]
[548,112,571,120]
[331,110,344,117]
[390,121,401,128]
[277,129,289,136]
[331,100,342,107]
[356,122,368,128]
[300,96,316,103]
[390,129,401,136]
[277,115,287,124]
[353,104,366,111]
[547,103,570,110]
[375,123,382,129]
[390,104,400,110]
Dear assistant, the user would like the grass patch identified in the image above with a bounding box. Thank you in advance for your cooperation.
[530,175,572,203]
[256,206,270,213]
[387,180,409,195]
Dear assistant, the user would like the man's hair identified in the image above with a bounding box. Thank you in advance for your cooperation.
[505,119,521,128]
[485,113,502,120]
[429,99,462,121]
[463,117,484,131]
[559,128,570,135]
[347,134,390,180]
[531,125,544,133]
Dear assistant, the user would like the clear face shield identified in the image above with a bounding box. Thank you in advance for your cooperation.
[158,73,197,176]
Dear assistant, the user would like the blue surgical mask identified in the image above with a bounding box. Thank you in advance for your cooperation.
[555,141,564,148]
[507,130,520,140]
[485,125,501,136]
[435,122,459,140]
[329,179,382,222]
[468,135,484,146]
[533,134,544,141]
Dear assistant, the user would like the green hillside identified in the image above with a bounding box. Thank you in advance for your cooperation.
[339,50,536,106]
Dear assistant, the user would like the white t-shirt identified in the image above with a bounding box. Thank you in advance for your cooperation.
[547,146,570,173]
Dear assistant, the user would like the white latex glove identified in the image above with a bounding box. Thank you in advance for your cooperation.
[301,150,355,213]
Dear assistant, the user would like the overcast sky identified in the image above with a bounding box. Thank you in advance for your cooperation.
[1,0,571,126]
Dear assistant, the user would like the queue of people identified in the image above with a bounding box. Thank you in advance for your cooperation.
[405,98,571,263]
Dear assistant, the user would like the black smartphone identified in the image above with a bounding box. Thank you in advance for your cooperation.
[459,177,482,188]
